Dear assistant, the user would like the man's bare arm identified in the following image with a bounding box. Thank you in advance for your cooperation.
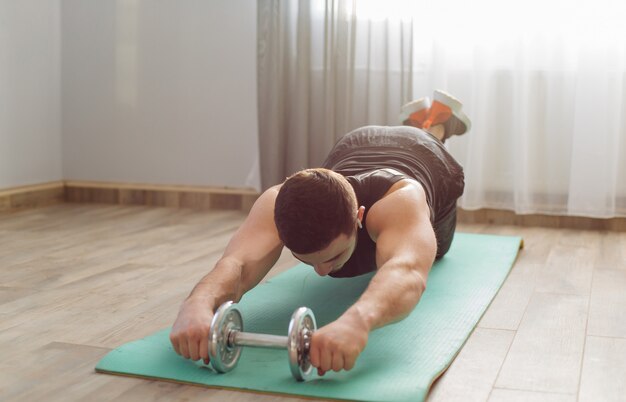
[187,185,284,306]
[309,181,437,373]
[170,185,284,363]
[347,182,437,331]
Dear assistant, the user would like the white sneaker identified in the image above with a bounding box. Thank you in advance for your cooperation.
[400,97,431,128]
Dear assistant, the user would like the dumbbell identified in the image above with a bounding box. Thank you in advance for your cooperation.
[208,301,317,381]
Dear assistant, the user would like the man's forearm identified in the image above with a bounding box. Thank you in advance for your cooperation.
[343,262,427,332]
[186,257,245,309]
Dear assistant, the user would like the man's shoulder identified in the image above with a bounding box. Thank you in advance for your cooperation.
[366,180,429,240]
[249,185,281,216]
[378,175,425,200]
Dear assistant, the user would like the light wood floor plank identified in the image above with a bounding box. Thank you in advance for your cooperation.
[478,260,541,331]
[598,231,626,270]
[0,342,111,402]
[532,230,599,296]
[0,286,38,305]
[488,389,576,402]
[482,225,558,265]
[495,293,588,393]
[478,225,558,330]
[578,336,626,402]
[587,269,626,338]
[427,328,515,402]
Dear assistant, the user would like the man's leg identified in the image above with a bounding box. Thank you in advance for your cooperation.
[434,200,458,259]
[426,124,446,142]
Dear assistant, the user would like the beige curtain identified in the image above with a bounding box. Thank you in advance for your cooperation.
[257,0,415,189]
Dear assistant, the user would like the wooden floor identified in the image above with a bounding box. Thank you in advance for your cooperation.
[1,204,624,402]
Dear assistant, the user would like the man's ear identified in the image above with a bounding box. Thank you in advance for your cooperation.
[357,206,365,227]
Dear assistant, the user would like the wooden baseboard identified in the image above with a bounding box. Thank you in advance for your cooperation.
[0,181,66,213]
[0,181,260,213]
[64,181,260,212]
[458,208,626,232]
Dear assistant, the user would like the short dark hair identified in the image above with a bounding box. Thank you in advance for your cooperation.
[274,168,356,254]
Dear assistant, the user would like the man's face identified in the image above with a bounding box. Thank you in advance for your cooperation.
[291,229,358,276]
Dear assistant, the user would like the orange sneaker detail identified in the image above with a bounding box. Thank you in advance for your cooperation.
[407,108,430,128]
[400,97,431,128]
[422,100,452,129]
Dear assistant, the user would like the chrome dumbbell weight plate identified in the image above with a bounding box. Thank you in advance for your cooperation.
[208,301,317,381]
[287,307,317,381]
[208,301,243,373]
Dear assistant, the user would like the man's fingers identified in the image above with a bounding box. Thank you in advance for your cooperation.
[189,338,200,361]
[170,334,180,355]
[309,342,320,368]
[331,353,344,372]
[309,339,330,375]
[169,332,211,364]
[345,355,357,371]
[180,339,190,359]
[200,334,210,364]
[319,348,332,373]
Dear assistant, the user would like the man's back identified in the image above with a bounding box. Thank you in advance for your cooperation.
[323,125,464,259]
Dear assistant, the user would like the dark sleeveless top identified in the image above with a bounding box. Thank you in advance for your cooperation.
[321,125,464,278]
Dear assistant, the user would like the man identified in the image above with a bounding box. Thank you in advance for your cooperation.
[170,90,470,376]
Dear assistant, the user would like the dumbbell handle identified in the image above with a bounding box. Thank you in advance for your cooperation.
[229,330,288,350]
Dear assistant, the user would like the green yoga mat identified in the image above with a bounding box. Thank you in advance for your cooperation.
[96,233,522,402]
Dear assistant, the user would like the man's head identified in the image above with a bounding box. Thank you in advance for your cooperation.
[274,168,364,275]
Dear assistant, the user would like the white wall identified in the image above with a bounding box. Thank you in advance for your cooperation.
[61,0,260,190]
[0,0,63,189]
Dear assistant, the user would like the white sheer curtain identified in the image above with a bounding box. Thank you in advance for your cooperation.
[258,0,626,218]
